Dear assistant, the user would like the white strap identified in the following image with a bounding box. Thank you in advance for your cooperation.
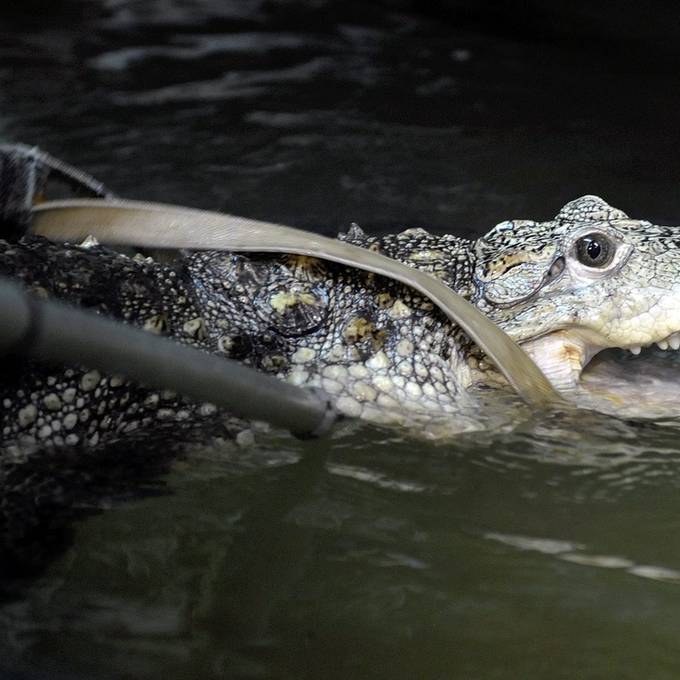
[30,198,564,407]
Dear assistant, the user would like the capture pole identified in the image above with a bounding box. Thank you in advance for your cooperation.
[0,277,338,438]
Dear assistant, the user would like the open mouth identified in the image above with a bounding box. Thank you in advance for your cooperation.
[521,330,680,418]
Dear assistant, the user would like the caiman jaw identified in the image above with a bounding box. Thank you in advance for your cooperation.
[521,328,680,394]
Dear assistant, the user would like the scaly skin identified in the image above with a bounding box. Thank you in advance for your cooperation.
[474,196,680,394]
[3,194,680,459]
[0,225,482,459]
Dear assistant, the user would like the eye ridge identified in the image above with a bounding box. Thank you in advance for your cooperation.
[575,232,614,268]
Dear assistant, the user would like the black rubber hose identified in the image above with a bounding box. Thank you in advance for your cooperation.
[0,277,338,437]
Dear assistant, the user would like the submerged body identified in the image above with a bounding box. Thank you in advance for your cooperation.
[3,195,680,458]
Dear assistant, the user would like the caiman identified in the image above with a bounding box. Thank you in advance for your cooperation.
[4,185,680,460]
[4,141,680,461]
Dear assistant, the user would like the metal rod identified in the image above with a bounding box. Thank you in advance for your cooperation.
[0,277,338,437]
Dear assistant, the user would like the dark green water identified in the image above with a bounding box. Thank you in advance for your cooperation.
[6,414,680,679]
[4,2,680,677]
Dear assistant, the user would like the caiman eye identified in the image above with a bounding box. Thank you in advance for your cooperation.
[575,232,614,268]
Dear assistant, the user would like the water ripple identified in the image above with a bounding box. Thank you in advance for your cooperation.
[89,32,332,71]
[486,532,680,584]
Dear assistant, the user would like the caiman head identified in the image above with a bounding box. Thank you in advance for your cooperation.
[474,195,680,410]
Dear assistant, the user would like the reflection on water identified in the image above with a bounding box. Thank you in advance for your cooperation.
[486,532,680,583]
[4,1,680,678]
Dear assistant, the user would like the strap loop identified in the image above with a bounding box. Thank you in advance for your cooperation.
[30,198,565,408]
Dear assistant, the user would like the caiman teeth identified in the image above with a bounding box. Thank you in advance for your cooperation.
[629,332,680,354]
